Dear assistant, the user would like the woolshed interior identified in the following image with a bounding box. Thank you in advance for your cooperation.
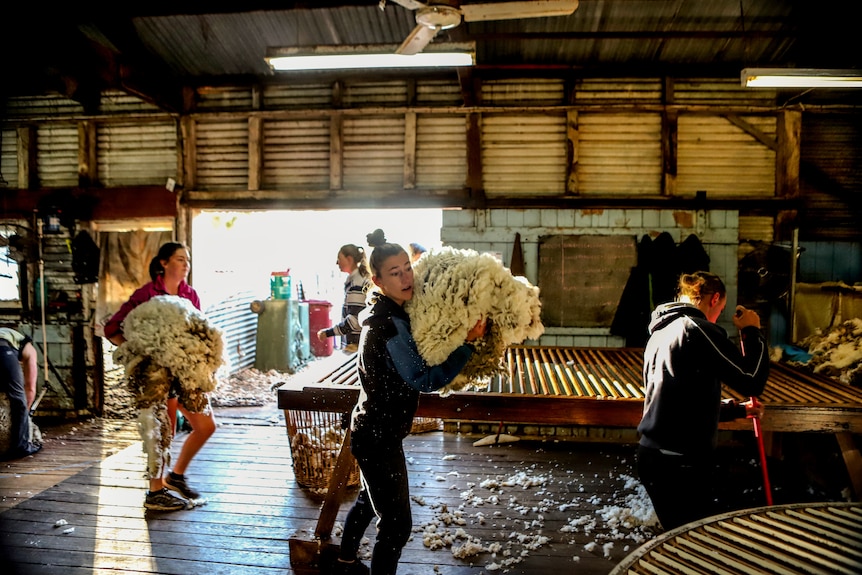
[1,1,862,574]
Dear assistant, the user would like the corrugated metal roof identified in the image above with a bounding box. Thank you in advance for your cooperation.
[3,1,858,112]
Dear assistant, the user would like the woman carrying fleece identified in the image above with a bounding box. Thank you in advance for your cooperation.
[333,229,486,575]
[104,242,217,512]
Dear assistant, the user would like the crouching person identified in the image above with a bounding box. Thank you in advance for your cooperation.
[0,327,42,460]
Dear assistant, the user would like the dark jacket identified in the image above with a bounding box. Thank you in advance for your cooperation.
[352,293,473,441]
[638,301,769,456]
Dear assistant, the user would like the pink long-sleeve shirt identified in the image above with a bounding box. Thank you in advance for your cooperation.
[103,275,200,340]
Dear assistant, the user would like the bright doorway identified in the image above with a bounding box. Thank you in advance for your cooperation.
[191,209,444,312]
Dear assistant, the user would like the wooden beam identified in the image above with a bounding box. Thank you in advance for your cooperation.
[181,117,196,190]
[566,110,578,195]
[724,114,778,151]
[330,116,343,192]
[248,116,263,191]
[776,110,802,198]
[466,113,483,198]
[16,126,35,190]
[77,121,97,187]
[662,108,678,197]
[403,112,417,190]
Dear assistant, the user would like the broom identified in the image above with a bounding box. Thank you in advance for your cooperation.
[738,308,773,506]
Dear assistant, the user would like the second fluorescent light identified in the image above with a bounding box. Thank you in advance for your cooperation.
[742,68,862,89]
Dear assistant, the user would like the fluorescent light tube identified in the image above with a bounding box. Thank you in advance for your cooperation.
[742,68,862,88]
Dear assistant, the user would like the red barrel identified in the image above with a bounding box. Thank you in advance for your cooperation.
[305,300,333,357]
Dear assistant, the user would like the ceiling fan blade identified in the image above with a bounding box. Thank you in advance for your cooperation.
[389,0,427,10]
[461,0,578,22]
[396,23,441,55]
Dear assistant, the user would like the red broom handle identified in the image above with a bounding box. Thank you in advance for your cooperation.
[738,312,773,506]
[749,397,773,505]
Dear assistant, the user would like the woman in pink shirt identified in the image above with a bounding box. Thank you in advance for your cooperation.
[104,242,216,512]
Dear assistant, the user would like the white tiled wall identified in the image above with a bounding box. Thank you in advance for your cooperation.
[441,208,740,347]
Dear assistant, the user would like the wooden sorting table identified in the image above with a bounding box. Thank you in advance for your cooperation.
[277,346,862,571]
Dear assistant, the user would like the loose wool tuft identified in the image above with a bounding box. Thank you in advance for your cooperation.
[406,247,544,393]
[113,295,226,412]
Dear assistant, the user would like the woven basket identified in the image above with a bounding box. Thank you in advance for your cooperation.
[410,417,442,434]
[285,409,360,491]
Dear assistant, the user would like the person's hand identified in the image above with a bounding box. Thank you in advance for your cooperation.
[317,329,328,342]
[743,398,765,420]
[465,318,487,342]
[732,305,762,330]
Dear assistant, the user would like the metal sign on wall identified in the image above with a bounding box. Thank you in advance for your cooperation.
[538,234,637,327]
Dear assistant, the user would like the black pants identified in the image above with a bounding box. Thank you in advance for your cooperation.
[637,444,717,531]
[1,343,32,456]
[340,434,412,575]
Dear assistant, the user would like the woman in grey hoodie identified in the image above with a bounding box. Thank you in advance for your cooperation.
[637,271,769,530]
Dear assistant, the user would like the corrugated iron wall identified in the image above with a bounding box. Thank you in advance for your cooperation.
[35,124,78,188]
[0,129,17,187]
[578,112,663,195]
[416,114,467,189]
[262,118,330,190]
[481,114,567,196]
[263,84,333,108]
[97,122,178,187]
[677,115,776,197]
[800,114,862,241]
[195,119,249,190]
[342,115,405,190]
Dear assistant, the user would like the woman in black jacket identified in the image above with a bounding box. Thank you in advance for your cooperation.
[637,271,769,531]
[335,229,486,575]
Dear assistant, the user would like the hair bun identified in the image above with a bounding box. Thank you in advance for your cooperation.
[366,228,387,248]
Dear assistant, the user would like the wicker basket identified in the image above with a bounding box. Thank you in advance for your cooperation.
[410,417,442,433]
[285,409,361,491]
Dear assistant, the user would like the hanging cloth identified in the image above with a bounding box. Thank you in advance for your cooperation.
[510,232,525,276]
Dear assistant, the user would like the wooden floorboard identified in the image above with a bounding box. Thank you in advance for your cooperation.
[0,406,851,575]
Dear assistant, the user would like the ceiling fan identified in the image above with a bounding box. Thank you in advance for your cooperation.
[389,0,579,56]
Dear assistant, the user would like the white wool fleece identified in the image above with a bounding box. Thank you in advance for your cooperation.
[138,403,172,479]
[114,295,226,395]
[406,247,544,391]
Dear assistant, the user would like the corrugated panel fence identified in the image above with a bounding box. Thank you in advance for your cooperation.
[97,122,178,187]
[205,290,258,375]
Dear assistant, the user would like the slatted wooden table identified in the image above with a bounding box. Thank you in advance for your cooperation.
[609,501,862,575]
[279,346,862,496]
[278,346,862,573]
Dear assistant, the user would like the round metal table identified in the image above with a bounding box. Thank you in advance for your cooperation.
[610,501,862,575]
